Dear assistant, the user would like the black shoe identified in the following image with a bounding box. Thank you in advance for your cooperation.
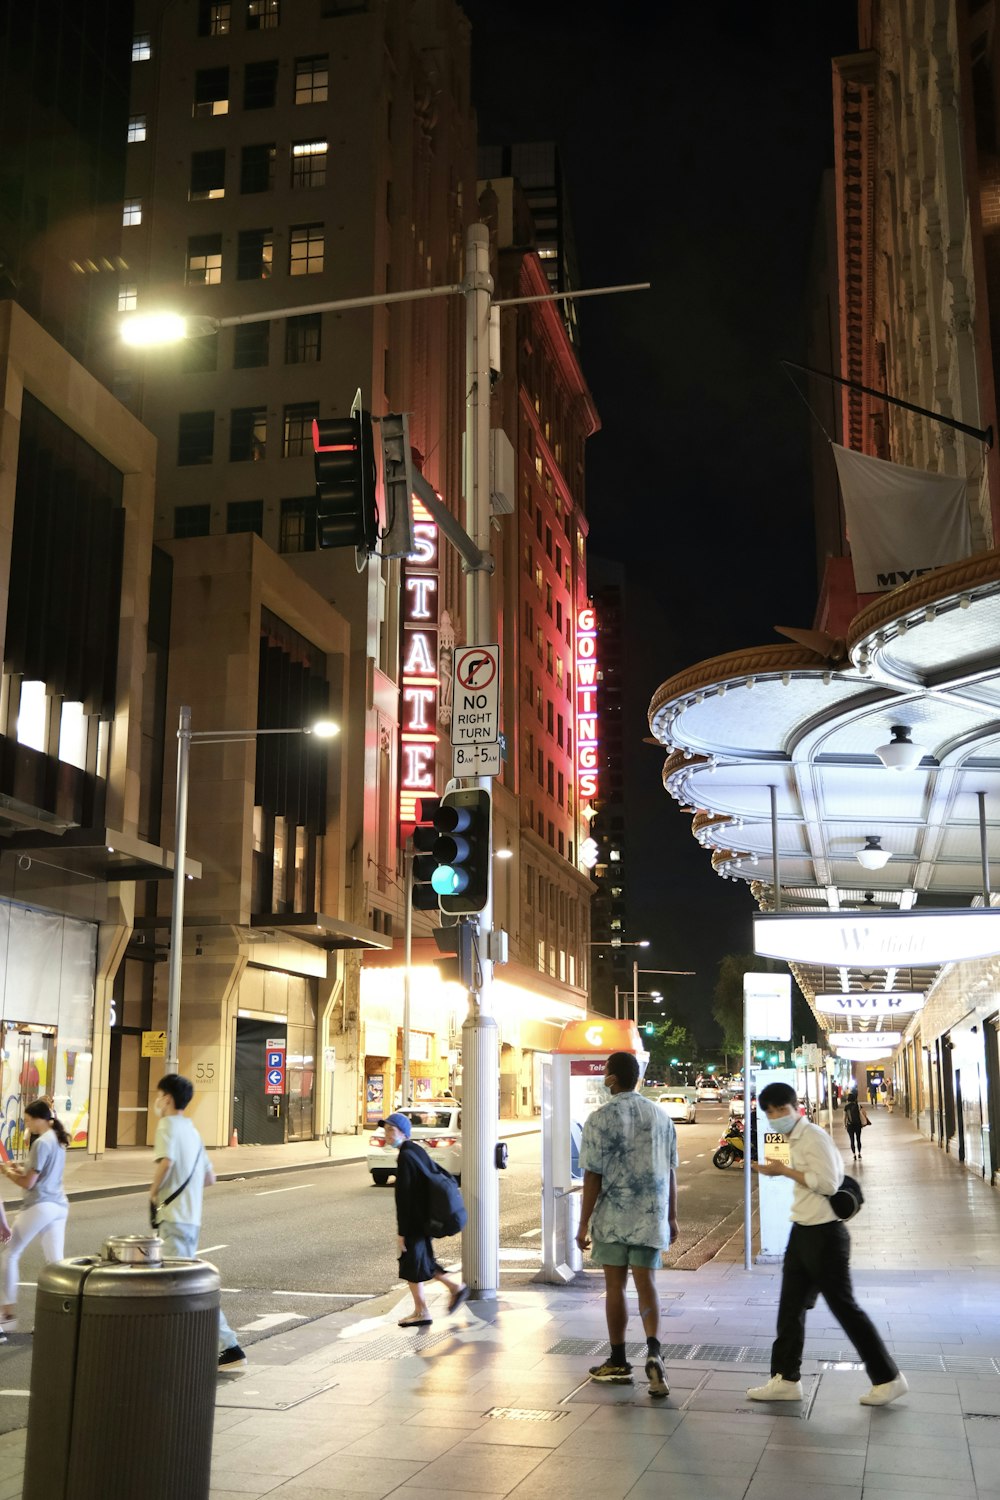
[218,1345,247,1375]
[645,1353,669,1398]
[589,1359,633,1384]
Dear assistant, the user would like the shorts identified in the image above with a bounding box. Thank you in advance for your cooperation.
[591,1240,663,1269]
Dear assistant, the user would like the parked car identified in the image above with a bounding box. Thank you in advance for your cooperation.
[367,1102,462,1185]
[657,1091,697,1124]
[696,1082,722,1103]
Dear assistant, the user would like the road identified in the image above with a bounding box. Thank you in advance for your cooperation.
[0,1103,740,1431]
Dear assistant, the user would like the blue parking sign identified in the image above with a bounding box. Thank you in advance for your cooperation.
[266,1050,284,1068]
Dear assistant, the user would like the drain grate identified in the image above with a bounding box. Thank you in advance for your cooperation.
[546,1339,1000,1375]
[326,1330,453,1363]
[966,1413,1000,1423]
[487,1407,568,1423]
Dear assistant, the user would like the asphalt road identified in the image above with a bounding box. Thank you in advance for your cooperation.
[0,1104,740,1431]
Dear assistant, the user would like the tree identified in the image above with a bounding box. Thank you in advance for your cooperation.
[712,953,819,1055]
[642,1018,694,1083]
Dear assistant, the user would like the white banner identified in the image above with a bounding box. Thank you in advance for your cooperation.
[832,444,971,593]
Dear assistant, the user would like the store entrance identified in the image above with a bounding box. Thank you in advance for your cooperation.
[0,1022,57,1161]
[232,1018,286,1145]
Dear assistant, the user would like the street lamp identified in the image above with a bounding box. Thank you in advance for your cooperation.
[164,705,339,1073]
[632,966,696,1028]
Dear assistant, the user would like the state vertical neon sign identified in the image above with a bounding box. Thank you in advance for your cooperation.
[576,606,598,803]
[398,496,439,833]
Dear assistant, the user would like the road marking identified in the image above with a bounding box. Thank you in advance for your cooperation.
[499,1248,540,1261]
[696,1153,706,1157]
[254,1184,314,1196]
[272,1290,374,1299]
[199,1244,227,1254]
[237,1312,308,1332]
[520,1228,541,1238]
[17,1282,36,1288]
[221,1288,243,1293]
[0,1390,29,1398]
[681,1160,691,1165]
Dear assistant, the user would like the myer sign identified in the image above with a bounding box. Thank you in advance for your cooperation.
[754,911,1000,967]
[815,993,924,1017]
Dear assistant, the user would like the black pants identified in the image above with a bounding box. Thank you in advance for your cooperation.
[846,1124,863,1155]
[772,1221,897,1384]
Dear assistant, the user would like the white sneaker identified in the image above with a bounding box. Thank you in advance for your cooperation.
[859,1373,908,1406]
[746,1375,804,1402]
[0,1316,16,1336]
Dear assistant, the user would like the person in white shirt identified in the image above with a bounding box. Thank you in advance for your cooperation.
[746,1081,907,1408]
[149,1074,246,1375]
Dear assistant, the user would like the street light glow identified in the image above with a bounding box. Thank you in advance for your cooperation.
[307,719,340,738]
[120,311,189,346]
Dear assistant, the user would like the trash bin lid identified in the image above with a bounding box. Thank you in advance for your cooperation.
[103,1234,163,1265]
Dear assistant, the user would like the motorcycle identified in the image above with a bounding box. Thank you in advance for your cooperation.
[712,1117,757,1169]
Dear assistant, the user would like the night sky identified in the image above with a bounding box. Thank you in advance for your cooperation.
[463,3,859,1041]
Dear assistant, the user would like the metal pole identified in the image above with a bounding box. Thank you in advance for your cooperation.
[979,792,991,907]
[770,784,781,913]
[461,223,499,1297]
[614,984,619,1021]
[743,997,753,1271]
[165,706,191,1075]
[633,959,639,1028]
[402,839,413,1109]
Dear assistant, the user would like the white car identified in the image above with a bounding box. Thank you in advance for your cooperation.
[696,1082,722,1103]
[367,1103,462,1185]
[657,1091,697,1124]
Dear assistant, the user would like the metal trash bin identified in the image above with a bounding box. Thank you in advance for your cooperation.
[23,1234,220,1500]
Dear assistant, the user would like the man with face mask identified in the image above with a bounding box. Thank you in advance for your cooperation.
[149,1073,246,1375]
[747,1082,906,1407]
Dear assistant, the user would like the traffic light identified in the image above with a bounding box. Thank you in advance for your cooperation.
[312,412,378,552]
[644,1023,655,1036]
[432,787,491,916]
[411,797,442,911]
[432,923,475,988]
[378,412,415,559]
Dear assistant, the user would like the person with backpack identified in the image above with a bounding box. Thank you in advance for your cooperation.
[843,1089,867,1160]
[0,1099,70,1333]
[746,1082,906,1408]
[382,1112,468,1327]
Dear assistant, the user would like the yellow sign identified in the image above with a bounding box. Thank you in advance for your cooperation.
[763,1132,792,1167]
[141,1030,167,1058]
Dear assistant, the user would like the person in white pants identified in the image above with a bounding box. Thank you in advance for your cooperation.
[1,1099,71,1333]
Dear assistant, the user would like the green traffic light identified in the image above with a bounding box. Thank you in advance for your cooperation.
[670,1057,679,1065]
[644,1023,654,1036]
[431,865,468,895]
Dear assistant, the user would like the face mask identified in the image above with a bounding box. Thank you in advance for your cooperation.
[770,1111,798,1135]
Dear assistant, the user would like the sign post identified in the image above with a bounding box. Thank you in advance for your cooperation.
[742,973,792,1270]
[265,1039,286,1097]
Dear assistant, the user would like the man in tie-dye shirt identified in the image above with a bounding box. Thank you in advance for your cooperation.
[577,1051,678,1398]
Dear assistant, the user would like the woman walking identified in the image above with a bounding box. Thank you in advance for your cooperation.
[843,1090,866,1161]
[0,1100,70,1332]
[382,1112,468,1327]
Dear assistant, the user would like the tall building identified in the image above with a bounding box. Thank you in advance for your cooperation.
[584,557,628,1016]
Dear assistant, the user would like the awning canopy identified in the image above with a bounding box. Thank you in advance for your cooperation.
[647,549,1000,1041]
[0,825,201,883]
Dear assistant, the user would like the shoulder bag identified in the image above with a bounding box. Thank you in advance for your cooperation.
[150,1149,204,1230]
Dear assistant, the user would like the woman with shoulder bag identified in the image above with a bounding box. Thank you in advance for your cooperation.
[0,1100,70,1333]
[844,1090,867,1161]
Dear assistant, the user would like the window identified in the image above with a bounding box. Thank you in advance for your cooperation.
[186,233,222,285]
[244,59,278,109]
[536,749,543,786]
[132,33,151,60]
[291,140,327,188]
[122,198,142,226]
[535,509,542,542]
[194,66,229,116]
[177,412,215,466]
[230,406,267,462]
[294,54,328,104]
[241,143,275,193]
[289,223,323,275]
[198,0,231,33]
[246,0,279,27]
[285,312,321,363]
[234,322,270,368]
[547,762,554,796]
[546,700,554,734]
[189,149,226,200]
[237,228,273,280]
[546,525,553,558]
[227,500,264,535]
[558,771,564,806]
[175,505,211,538]
[181,333,218,373]
[280,497,317,552]
[557,712,564,748]
[117,283,138,313]
[555,657,563,688]
[127,115,146,143]
[283,402,318,457]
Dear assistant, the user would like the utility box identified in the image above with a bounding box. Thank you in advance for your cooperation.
[23,1236,220,1500]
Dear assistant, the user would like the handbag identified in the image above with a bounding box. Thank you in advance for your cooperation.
[860,1110,871,1127]
[828,1172,864,1220]
[150,1150,203,1230]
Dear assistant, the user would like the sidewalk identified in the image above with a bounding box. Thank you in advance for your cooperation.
[58,1118,542,1202]
[4,1107,1000,1499]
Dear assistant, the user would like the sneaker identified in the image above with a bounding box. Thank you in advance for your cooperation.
[746,1375,804,1402]
[645,1353,669,1398]
[588,1359,633,1384]
[0,1317,16,1336]
[218,1345,247,1376]
[859,1373,908,1406]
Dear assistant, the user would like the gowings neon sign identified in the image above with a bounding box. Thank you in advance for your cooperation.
[576,606,598,803]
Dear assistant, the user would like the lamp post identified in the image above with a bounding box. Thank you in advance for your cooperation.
[164,705,339,1074]
[633,966,696,1029]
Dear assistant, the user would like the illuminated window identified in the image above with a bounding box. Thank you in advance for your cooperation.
[247,0,279,28]
[127,115,146,143]
[17,681,48,752]
[132,33,151,60]
[283,402,319,456]
[186,234,222,285]
[295,55,329,104]
[285,313,321,363]
[118,284,138,313]
[237,228,273,279]
[194,66,229,116]
[289,223,324,275]
[198,1,231,33]
[123,198,142,226]
[59,701,88,770]
[189,149,226,201]
[229,406,267,462]
[291,140,328,188]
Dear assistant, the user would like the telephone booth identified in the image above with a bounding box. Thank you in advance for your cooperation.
[538,1017,646,1284]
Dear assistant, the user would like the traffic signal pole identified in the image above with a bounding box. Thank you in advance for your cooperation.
[461,224,499,1297]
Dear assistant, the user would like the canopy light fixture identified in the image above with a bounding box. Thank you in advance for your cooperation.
[856,835,892,871]
[875,724,925,771]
